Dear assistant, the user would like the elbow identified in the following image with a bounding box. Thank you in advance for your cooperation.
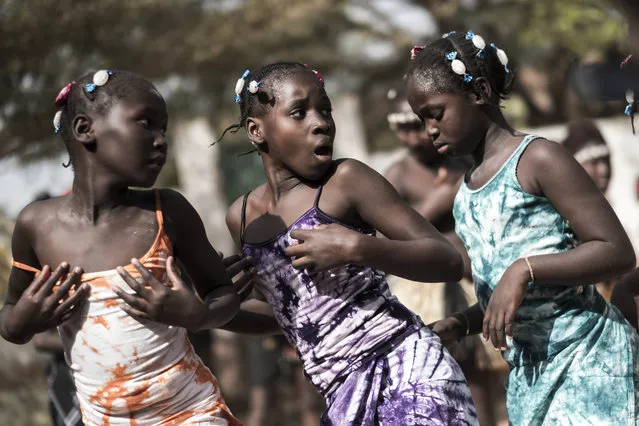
[448,250,465,282]
[616,250,637,276]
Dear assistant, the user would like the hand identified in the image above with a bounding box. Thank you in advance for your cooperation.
[286,223,361,272]
[114,257,206,330]
[427,316,465,346]
[7,263,88,337]
[482,259,529,351]
[219,253,256,302]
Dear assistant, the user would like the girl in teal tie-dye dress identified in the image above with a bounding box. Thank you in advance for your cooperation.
[406,31,639,425]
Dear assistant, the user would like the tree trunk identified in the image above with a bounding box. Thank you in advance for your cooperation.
[173,117,234,255]
[332,93,369,163]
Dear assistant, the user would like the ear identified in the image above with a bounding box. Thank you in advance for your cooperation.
[72,114,95,145]
[472,77,492,105]
[246,117,266,147]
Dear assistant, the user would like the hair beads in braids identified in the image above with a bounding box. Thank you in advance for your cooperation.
[407,31,514,105]
[215,62,319,147]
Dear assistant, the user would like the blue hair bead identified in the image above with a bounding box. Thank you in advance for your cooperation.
[234,94,241,103]
[463,74,473,83]
[465,30,474,40]
[446,51,457,61]
[85,83,96,93]
[476,49,486,59]
[625,104,633,116]
[241,69,250,78]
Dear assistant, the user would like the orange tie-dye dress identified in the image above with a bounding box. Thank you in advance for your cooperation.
[13,190,242,426]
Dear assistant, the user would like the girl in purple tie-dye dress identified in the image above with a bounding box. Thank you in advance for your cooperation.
[221,62,478,426]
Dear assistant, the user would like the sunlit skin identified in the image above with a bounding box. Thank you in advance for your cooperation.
[0,80,241,346]
[406,73,635,351]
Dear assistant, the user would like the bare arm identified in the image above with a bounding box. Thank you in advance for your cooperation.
[518,140,635,286]
[162,189,240,330]
[340,159,463,282]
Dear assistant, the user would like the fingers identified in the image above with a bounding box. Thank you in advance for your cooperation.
[284,243,306,258]
[235,271,256,302]
[482,308,490,344]
[113,285,149,312]
[165,257,184,289]
[54,283,90,318]
[52,267,84,302]
[132,258,163,290]
[289,229,311,242]
[119,303,152,321]
[491,312,506,351]
[225,256,253,277]
[25,265,51,297]
[221,254,241,267]
[117,266,149,298]
[504,310,515,338]
[291,256,314,271]
[36,263,69,298]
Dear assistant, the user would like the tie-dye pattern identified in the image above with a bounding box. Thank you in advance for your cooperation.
[243,187,478,425]
[14,190,241,426]
[453,135,639,425]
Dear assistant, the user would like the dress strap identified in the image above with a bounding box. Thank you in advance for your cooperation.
[12,260,40,274]
[313,185,324,209]
[153,188,164,228]
[240,191,251,246]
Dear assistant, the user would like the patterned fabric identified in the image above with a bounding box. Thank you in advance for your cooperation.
[13,190,240,426]
[243,186,478,425]
[453,134,639,425]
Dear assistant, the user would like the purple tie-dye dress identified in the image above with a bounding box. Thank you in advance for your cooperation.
[242,186,478,426]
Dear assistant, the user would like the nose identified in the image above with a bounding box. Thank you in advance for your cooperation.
[153,131,168,154]
[311,112,332,135]
[426,120,440,141]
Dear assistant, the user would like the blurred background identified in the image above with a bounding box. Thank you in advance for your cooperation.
[1,0,638,425]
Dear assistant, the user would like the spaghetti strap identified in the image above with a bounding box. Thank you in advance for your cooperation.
[240,191,251,246]
[153,188,164,228]
[313,185,324,208]
[12,260,40,274]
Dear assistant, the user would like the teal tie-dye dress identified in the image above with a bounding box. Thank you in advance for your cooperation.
[453,134,639,425]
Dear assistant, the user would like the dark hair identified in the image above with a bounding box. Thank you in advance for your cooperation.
[562,119,608,155]
[406,31,515,104]
[216,62,318,145]
[55,70,156,167]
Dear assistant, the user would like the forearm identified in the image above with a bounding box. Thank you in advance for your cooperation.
[527,241,636,287]
[0,307,33,344]
[351,234,463,282]
[32,329,64,353]
[197,285,241,331]
[457,303,484,336]
[221,300,282,335]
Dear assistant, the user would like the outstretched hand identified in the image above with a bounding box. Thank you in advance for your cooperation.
[7,263,89,337]
[285,223,361,272]
[482,259,528,351]
[114,257,206,330]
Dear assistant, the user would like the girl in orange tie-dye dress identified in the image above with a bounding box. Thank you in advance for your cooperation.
[0,70,243,425]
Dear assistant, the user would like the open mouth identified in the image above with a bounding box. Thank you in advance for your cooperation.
[149,156,166,168]
[314,145,333,158]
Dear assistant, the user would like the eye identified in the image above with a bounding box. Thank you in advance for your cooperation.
[290,109,306,119]
[138,118,150,128]
[321,106,332,116]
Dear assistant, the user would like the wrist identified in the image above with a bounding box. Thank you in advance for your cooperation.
[347,233,366,265]
[514,258,533,285]
[451,312,470,338]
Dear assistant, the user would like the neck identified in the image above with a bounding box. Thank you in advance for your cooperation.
[68,162,130,223]
[261,155,305,204]
[471,110,516,166]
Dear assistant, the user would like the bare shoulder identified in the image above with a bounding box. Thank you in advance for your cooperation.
[15,196,66,238]
[383,157,410,189]
[331,158,378,183]
[520,137,569,168]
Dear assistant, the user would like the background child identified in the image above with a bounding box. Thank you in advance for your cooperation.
[384,84,507,426]
[407,31,639,425]
[221,62,478,425]
[0,70,242,425]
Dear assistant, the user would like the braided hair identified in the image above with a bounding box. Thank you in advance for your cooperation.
[54,70,157,167]
[406,31,515,105]
[216,62,319,147]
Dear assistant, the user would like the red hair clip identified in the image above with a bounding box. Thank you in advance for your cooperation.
[54,81,76,107]
[312,69,324,85]
[410,45,425,60]
[621,55,633,69]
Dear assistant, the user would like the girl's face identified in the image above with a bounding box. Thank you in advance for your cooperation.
[406,75,487,157]
[91,86,168,187]
[256,71,335,181]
